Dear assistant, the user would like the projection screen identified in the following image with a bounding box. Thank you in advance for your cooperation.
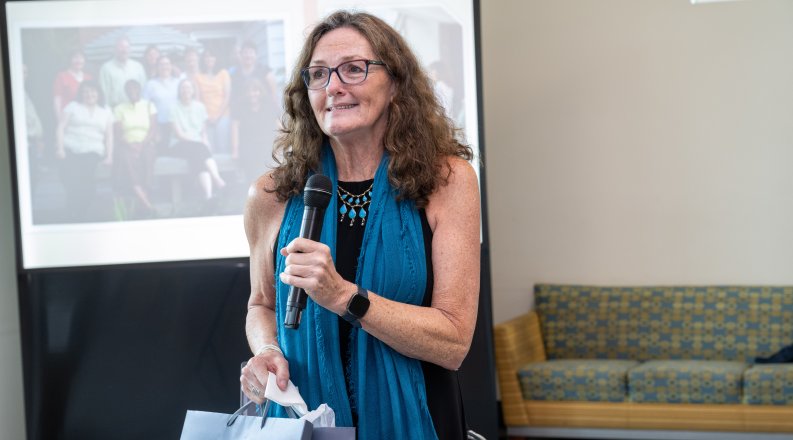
[3,0,480,269]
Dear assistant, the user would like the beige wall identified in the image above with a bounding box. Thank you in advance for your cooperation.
[0,50,27,439]
[481,0,793,324]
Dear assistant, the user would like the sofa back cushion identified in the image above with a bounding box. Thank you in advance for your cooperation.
[534,284,793,363]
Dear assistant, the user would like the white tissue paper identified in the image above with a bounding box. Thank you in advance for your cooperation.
[300,403,336,428]
[263,372,337,427]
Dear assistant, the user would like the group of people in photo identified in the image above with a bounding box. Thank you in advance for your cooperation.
[26,33,281,222]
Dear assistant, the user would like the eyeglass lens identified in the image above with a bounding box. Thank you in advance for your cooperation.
[303,60,372,89]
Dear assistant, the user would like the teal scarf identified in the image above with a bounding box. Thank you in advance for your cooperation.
[273,145,438,439]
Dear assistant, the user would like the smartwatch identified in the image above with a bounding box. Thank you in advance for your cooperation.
[342,285,370,328]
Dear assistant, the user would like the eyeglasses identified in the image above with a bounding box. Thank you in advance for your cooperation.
[301,59,388,90]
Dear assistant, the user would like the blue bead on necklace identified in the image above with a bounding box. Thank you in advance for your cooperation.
[338,182,373,227]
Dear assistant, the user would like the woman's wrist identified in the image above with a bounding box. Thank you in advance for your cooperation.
[335,281,358,315]
[255,343,283,357]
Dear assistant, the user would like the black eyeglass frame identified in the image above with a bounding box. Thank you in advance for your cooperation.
[301,59,388,90]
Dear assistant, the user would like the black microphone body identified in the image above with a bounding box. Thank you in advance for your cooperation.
[284,174,332,329]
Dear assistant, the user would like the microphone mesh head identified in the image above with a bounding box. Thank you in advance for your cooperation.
[304,174,333,208]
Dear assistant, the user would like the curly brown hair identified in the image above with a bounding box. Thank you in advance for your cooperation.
[269,10,472,207]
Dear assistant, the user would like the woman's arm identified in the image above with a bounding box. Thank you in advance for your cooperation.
[201,120,210,146]
[280,157,480,370]
[53,96,64,122]
[145,116,157,145]
[55,111,71,159]
[103,112,114,164]
[218,71,231,120]
[264,71,280,109]
[241,173,290,402]
[170,112,191,142]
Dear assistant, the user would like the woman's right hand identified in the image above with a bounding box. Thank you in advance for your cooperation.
[239,349,290,405]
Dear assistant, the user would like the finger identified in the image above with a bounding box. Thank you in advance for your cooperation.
[282,262,314,278]
[279,271,320,293]
[241,362,266,390]
[240,375,264,404]
[271,356,291,391]
[285,237,328,254]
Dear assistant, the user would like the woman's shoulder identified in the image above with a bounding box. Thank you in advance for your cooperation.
[437,156,478,193]
[63,100,80,113]
[244,171,287,244]
[425,156,479,228]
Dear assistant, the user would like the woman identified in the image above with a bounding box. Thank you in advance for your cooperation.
[143,55,181,148]
[169,78,226,202]
[113,79,157,216]
[194,47,231,153]
[240,11,480,440]
[53,48,92,122]
[56,80,114,220]
[229,40,279,119]
[181,48,201,85]
[142,45,160,79]
[230,79,277,183]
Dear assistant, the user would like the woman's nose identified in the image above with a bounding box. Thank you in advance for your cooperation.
[325,70,345,95]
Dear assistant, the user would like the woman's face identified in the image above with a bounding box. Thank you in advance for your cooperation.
[247,85,262,104]
[145,48,160,65]
[70,53,85,71]
[178,81,195,102]
[125,82,141,103]
[240,47,257,69]
[157,57,173,78]
[202,51,217,70]
[82,86,99,105]
[185,51,199,71]
[307,27,394,143]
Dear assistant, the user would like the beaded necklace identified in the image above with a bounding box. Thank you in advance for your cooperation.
[337,181,373,227]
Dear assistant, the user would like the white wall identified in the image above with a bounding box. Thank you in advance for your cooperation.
[481,0,793,324]
[0,44,27,440]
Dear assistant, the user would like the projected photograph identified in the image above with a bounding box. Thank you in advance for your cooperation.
[5,0,479,269]
[21,21,285,224]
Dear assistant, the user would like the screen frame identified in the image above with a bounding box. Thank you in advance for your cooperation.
[2,0,483,270]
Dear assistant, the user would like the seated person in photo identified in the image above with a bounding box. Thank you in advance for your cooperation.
[169,78,226,203]
[113,79,158,216]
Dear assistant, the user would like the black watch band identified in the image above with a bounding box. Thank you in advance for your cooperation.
[342,285,370,328]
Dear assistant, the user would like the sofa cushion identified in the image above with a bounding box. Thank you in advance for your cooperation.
[518,359,639,402]
[628,360,746,404]
[534,285,793,363]
[743,364,793,405]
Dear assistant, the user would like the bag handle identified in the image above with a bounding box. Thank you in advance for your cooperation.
[225,398,305,428]
[226,400,257,427]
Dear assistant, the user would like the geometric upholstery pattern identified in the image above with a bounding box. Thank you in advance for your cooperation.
[628,360,746,404]
[743,364,793,405]
[518,359,639,402]
[534,285,793,363]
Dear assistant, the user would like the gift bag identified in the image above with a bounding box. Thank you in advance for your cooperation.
[180,401,311,440]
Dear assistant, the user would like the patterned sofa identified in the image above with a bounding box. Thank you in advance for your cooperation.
[494,284,793,437]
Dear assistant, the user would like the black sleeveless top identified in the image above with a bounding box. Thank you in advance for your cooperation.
[334,180,466,439]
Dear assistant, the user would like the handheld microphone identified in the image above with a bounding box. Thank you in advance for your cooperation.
[284,174,333,329]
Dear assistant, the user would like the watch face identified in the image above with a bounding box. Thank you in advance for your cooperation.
[348,294,370,318]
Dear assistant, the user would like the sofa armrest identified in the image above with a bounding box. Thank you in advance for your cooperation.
[494,310,547,426]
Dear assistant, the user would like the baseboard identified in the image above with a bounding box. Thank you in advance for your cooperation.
[507,426,793,440]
